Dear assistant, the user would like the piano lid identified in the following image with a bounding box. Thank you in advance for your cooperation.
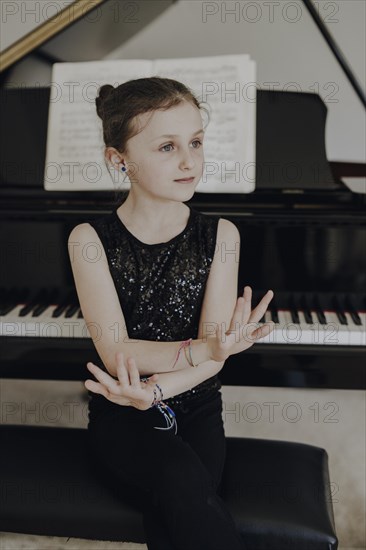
[0,0,364,196]
[0,0,176,71]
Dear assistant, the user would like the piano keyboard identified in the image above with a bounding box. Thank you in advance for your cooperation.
[1,297,365,346]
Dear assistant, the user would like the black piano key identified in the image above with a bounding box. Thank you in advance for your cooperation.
[18,306,32,316]
[344,295,362,325]
[32,297,51,317]
[19,303,37,316]
[313,293,327,324]
[0,303,17,315]
[65,304,80,317]
[53,290,74,317]
[271,311,279,323]
[0,287,28,315]
[332,295,347,325]
[31,289,58,317]
[269,296,279,323]
[288,294,300,324]
[300,294,313,324]
[52,305,67,317]
[33,304,50,315]
[19,289,47,316]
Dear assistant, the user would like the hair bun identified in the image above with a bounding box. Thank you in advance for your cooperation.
[96,84,115,119]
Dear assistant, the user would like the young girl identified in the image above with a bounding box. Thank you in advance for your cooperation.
[68,76,274,550]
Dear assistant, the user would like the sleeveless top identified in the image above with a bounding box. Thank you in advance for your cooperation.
[86,205,222,419]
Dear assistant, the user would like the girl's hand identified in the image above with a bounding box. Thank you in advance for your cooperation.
[207,286,275,362]
[84,351,159,411]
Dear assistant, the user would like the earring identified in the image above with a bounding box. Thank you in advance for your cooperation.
[121,165,126,172]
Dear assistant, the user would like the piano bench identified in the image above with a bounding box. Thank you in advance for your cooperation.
[0,425,338,549]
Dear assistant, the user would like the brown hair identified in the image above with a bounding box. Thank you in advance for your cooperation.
[95,76,210,204]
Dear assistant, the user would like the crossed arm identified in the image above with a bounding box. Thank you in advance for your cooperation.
[68,218,273,405]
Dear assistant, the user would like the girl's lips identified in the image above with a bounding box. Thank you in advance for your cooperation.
[175,177,195,182]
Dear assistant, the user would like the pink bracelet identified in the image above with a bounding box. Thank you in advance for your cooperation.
[172,338,192,369]
[184,341,199,367]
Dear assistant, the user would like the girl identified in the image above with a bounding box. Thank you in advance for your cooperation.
[68,76,274,550]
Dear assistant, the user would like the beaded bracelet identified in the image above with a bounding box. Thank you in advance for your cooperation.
[140,377,177,434]
[150,383,164,407]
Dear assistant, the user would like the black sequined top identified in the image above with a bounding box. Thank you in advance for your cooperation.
[86,205,222,418]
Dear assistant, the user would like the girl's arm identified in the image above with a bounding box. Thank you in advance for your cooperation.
[141,358,225,399]
[108,336,213,375]
[85,217,241,400]
[68,220,237,377]
[86,352,225,406]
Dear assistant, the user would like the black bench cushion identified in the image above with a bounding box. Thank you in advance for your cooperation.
[0,425,338,549]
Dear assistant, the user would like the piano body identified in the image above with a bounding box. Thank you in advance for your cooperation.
[0,0,365,390]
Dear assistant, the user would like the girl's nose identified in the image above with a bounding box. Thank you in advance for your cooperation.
[179,150,196,170]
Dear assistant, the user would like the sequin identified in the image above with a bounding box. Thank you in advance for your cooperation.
[87,205,222,411]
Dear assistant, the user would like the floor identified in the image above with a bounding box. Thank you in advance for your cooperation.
[0,379,365,549]
[0,534,145,549]
[0,532,360,550]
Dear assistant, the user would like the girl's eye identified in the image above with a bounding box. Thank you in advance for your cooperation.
[159,139,203,152]
[160,143,174,152]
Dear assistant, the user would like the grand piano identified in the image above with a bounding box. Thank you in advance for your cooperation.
[0,0,365,390]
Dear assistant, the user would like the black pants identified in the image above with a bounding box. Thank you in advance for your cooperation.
[87,389,246,550]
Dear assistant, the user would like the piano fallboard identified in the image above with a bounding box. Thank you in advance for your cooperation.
[0,335,364,390]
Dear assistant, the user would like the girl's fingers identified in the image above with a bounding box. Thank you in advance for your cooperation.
[249,290,274,324]
[243,286,252,312]
[86,362,117,393]
[228,286,252,332]
[252,321,275,341]
[127,357,140,387]
[143,374,159,388]
[242,286,252,324]
[85,379,109,398]
[115,352,129,386]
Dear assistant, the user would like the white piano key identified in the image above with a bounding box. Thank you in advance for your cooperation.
[300,310,342,345]
[360,313,366,346]
[0,304,91,338]
[281,310,304,344]
[323,311,351,346]
[256,308,366,346]
[344,312,366,346]
[1,304,365,346]
[296,310,322,345]
[255,311,276,344]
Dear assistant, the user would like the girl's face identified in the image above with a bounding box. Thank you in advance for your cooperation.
[124,100,205,201]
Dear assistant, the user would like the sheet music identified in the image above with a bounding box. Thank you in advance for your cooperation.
[44,59,151,191]
[154,54,256,193]
[44,54,256,192]
[341,177,366,194]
